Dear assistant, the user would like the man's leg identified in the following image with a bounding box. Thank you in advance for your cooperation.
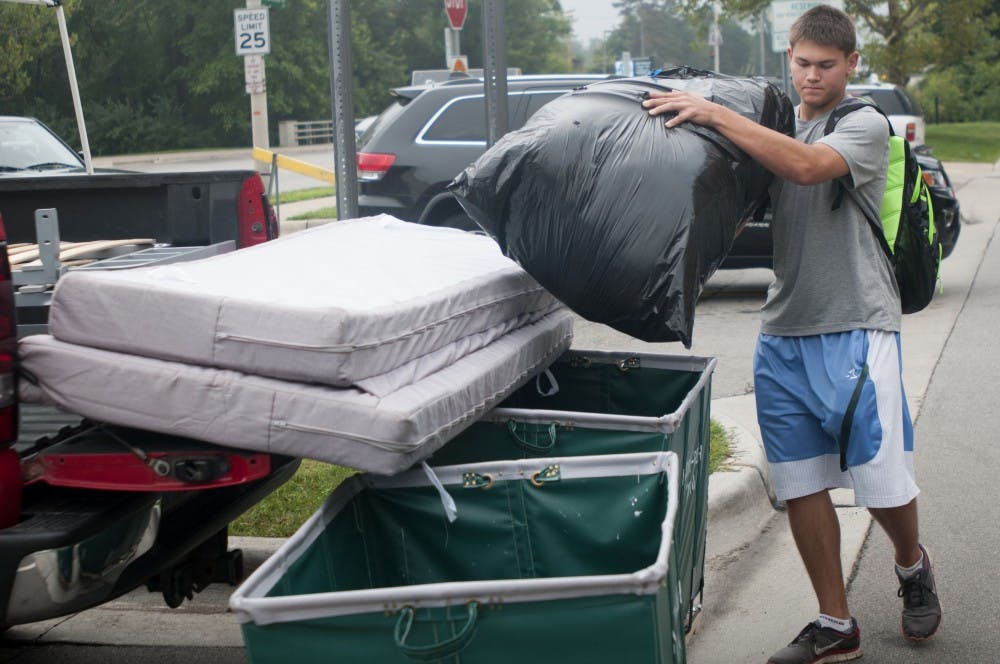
[786,489,850,619]
[869,497,941,640]
[868,497,921,568]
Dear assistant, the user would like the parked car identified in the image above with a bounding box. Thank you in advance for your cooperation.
[0,116,86,175]
[845,81,925,146]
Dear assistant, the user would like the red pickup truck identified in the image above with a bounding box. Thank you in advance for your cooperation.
[0,166,299,627]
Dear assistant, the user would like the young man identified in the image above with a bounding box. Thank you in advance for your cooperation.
[642,5,941,663]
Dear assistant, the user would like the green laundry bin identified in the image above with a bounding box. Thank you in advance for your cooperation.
[230,452,684,663]
[429,349,715,633]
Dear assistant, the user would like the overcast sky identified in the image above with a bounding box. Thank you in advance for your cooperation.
[559,0,622,41]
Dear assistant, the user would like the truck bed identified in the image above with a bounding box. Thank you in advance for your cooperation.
[0,170,270,246]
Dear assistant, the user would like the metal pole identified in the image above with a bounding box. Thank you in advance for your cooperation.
[444,28,461,68]
[482,0,508,147]
[247,0,270,173]
[759,9,767,76]
[712,2,720,73]
[327,0,358,219]
[54,4,92,174]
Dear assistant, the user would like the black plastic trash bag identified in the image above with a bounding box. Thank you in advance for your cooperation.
[448,67,794,346]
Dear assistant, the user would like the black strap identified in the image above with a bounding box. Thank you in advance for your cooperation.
[839,182,895,259]
[838,363,869,472]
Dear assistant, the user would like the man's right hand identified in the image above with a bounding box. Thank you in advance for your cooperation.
[642,90,723,129]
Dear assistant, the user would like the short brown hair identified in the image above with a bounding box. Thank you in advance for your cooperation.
[789,4,857,56]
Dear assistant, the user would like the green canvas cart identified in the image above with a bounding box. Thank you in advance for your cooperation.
[230,452,684,663]
[429,349,716,633]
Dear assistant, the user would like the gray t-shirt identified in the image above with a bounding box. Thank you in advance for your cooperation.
[760,103,900,336]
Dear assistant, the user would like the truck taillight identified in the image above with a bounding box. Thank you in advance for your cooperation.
[357,152,396,182]
[0,214,18,446]
[905,122,916,143]
[237,174,275,248]
[0,214,20,529]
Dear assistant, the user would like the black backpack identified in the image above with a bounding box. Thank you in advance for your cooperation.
[824,98,940,314]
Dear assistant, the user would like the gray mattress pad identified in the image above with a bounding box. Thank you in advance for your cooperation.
[48,215,561,388]
[19,310,574,475]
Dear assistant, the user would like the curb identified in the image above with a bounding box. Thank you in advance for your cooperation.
[703,405,779,562]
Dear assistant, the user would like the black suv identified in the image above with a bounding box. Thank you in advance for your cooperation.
[357,75,959,266]
[357,74,615,229]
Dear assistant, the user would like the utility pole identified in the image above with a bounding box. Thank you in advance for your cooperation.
[326,0,358,219]
[482,0,508,147]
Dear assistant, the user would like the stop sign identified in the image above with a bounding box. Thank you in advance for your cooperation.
[444,0,467,30]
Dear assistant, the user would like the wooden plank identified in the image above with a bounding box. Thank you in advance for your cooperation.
[8,239,154,266]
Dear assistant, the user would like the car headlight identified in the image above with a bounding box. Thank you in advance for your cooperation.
[922,169,948,188]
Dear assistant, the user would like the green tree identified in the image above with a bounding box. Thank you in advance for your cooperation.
[603,0,762,74]
[676,0,997,85]
[914,1,1000,122]
[0,2,78,126]
[1,0,574,153]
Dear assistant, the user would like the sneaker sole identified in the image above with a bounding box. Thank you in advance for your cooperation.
[766,648,863,664]
[902,615,941,642]
[901,545,943,642]
[814,649,864,664]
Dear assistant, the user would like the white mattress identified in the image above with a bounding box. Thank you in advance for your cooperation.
[48,215,561,388]
[19,310,574,475]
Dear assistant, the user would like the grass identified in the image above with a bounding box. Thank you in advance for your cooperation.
[926,122,1000,163]
[232,419,735,538]
[288,206,338,220]
[708,419,733,474]
[272,186,336,205]
[229,460,355,538]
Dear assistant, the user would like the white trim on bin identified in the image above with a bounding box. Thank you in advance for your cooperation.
[229,451,679,626]
[364,450,672,489]
[480,353,717,435]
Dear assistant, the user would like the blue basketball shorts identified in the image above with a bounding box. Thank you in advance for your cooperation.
[753,329,918,508]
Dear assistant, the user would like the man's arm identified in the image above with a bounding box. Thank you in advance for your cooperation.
[642,90,848,186]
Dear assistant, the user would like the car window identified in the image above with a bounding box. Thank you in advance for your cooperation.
[420,95,522,143]
[901,89,923,116]
[358,102,407,149]
[0,120,83,171]
[848,88,922,117]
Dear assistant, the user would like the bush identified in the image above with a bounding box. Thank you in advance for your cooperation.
[915,54,1000,124]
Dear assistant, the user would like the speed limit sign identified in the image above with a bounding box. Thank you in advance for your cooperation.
[234,8,270,56]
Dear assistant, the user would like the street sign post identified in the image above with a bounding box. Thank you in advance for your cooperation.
[235,2,271,172]
[442,0,467,68]
[444,0,467,30]
[234,7,271,56]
